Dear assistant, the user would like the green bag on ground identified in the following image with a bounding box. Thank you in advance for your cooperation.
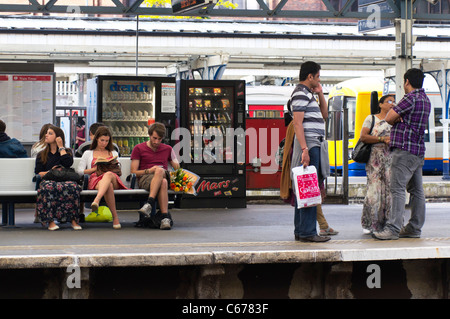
[85,206,113,222]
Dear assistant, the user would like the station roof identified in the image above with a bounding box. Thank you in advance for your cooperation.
[1,15,450,83]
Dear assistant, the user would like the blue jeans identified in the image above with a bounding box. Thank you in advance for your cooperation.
[294,146,320,238]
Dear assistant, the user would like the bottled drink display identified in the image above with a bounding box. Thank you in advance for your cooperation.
[101,80,155,156]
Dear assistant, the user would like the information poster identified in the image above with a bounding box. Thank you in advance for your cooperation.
[161,82,176,113]
[0,73,54,143]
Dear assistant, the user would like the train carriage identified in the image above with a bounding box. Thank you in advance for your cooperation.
[245,86,293,189]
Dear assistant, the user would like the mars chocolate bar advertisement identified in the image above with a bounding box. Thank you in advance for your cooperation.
[195,176,245,197]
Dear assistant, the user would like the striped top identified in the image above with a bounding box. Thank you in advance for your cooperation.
[290,84,325,137]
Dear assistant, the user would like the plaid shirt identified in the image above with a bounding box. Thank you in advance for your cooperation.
[390,88,431,157]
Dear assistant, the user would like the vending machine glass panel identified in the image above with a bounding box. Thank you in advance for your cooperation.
[101,79,156,156]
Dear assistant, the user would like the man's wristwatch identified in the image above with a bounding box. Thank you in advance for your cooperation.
[58,147,65,152]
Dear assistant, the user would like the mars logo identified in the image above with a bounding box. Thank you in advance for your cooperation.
[109,81,149,93]
[196,179,230,193]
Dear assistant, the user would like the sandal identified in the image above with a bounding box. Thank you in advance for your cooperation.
[320,227,339,236]
[91,202,99,213]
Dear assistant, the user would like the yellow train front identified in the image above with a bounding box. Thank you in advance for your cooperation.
[326,77,383,176]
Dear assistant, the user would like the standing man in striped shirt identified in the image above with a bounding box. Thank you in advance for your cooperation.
[373,68,431,240]
[291,61,330,242]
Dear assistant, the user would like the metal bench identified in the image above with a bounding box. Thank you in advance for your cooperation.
[0,157,176,227]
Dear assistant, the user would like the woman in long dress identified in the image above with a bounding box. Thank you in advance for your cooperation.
[35,125,82,231]
[359,95,395,233]
[77,126,126,229]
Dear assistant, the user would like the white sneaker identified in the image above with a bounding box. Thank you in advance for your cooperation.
[372,228,399,240]
[160,218,172,230]
[138,203,152,218]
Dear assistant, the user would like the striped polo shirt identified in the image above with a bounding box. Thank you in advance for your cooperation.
[290,84,325,137]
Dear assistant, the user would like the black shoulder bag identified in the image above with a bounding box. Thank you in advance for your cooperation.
[351,115,375,164]
[42,165,83,184]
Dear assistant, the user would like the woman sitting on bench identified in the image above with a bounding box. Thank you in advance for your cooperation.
[35,125,82,231]
[77,126,126,229]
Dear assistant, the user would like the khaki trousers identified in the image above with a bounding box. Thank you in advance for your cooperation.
[316,204,329,230]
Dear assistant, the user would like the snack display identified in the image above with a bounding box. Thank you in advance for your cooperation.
[186,86,234,162]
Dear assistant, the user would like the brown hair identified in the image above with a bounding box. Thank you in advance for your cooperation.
[148,122,166,138]
[89,122,105,136]
[32,123,52,150]
[40,125,70,165]
[90,126,114,152]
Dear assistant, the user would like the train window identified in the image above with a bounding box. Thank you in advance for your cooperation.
[255,111,265,118]
[326,96,355,140]
[345,97,356,139]
[433,107,447,143]
[326,110,342,140]
[248,105,284,119]
[327,97,341,140]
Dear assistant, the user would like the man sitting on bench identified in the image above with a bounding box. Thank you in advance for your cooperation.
[130,122,179,230]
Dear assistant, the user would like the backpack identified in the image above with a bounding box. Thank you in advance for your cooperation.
[284,98,293,126]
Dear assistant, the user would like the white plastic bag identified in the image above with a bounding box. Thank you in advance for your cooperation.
[292,165,322,209]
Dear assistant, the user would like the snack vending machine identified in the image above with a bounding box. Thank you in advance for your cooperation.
[86,75,177,155]
[176,79,246,208]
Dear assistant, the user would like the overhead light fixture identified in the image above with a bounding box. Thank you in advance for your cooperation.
[426,0,439,5]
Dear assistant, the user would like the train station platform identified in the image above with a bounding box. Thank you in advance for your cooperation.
[1,201,450,299]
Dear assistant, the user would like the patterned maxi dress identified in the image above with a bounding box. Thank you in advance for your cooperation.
[35,151,81,224]
[37,181,81,223]
[361,116,392,232]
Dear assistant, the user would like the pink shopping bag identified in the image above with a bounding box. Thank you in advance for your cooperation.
[292,165,322,208]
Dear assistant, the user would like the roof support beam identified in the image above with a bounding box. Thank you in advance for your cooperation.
[44,0,58,11]
[0,1,446,22]
[336,0,355,17]
[269,0,289,17]
[0,0,434,21]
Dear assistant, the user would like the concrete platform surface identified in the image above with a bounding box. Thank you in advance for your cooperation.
[2,202,450,269]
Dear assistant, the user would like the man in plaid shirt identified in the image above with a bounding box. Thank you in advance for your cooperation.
[373,68,431,240]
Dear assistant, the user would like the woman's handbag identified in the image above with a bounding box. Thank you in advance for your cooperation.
[85,206,113,222]
[42,165,83,184]
[95,156,122,176]
[292,165,322,208]
[351,115,375,164]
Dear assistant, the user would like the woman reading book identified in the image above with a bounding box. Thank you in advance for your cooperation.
[77,126,126,229]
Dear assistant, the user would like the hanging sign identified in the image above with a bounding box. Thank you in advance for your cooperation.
[171,0,216,14]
